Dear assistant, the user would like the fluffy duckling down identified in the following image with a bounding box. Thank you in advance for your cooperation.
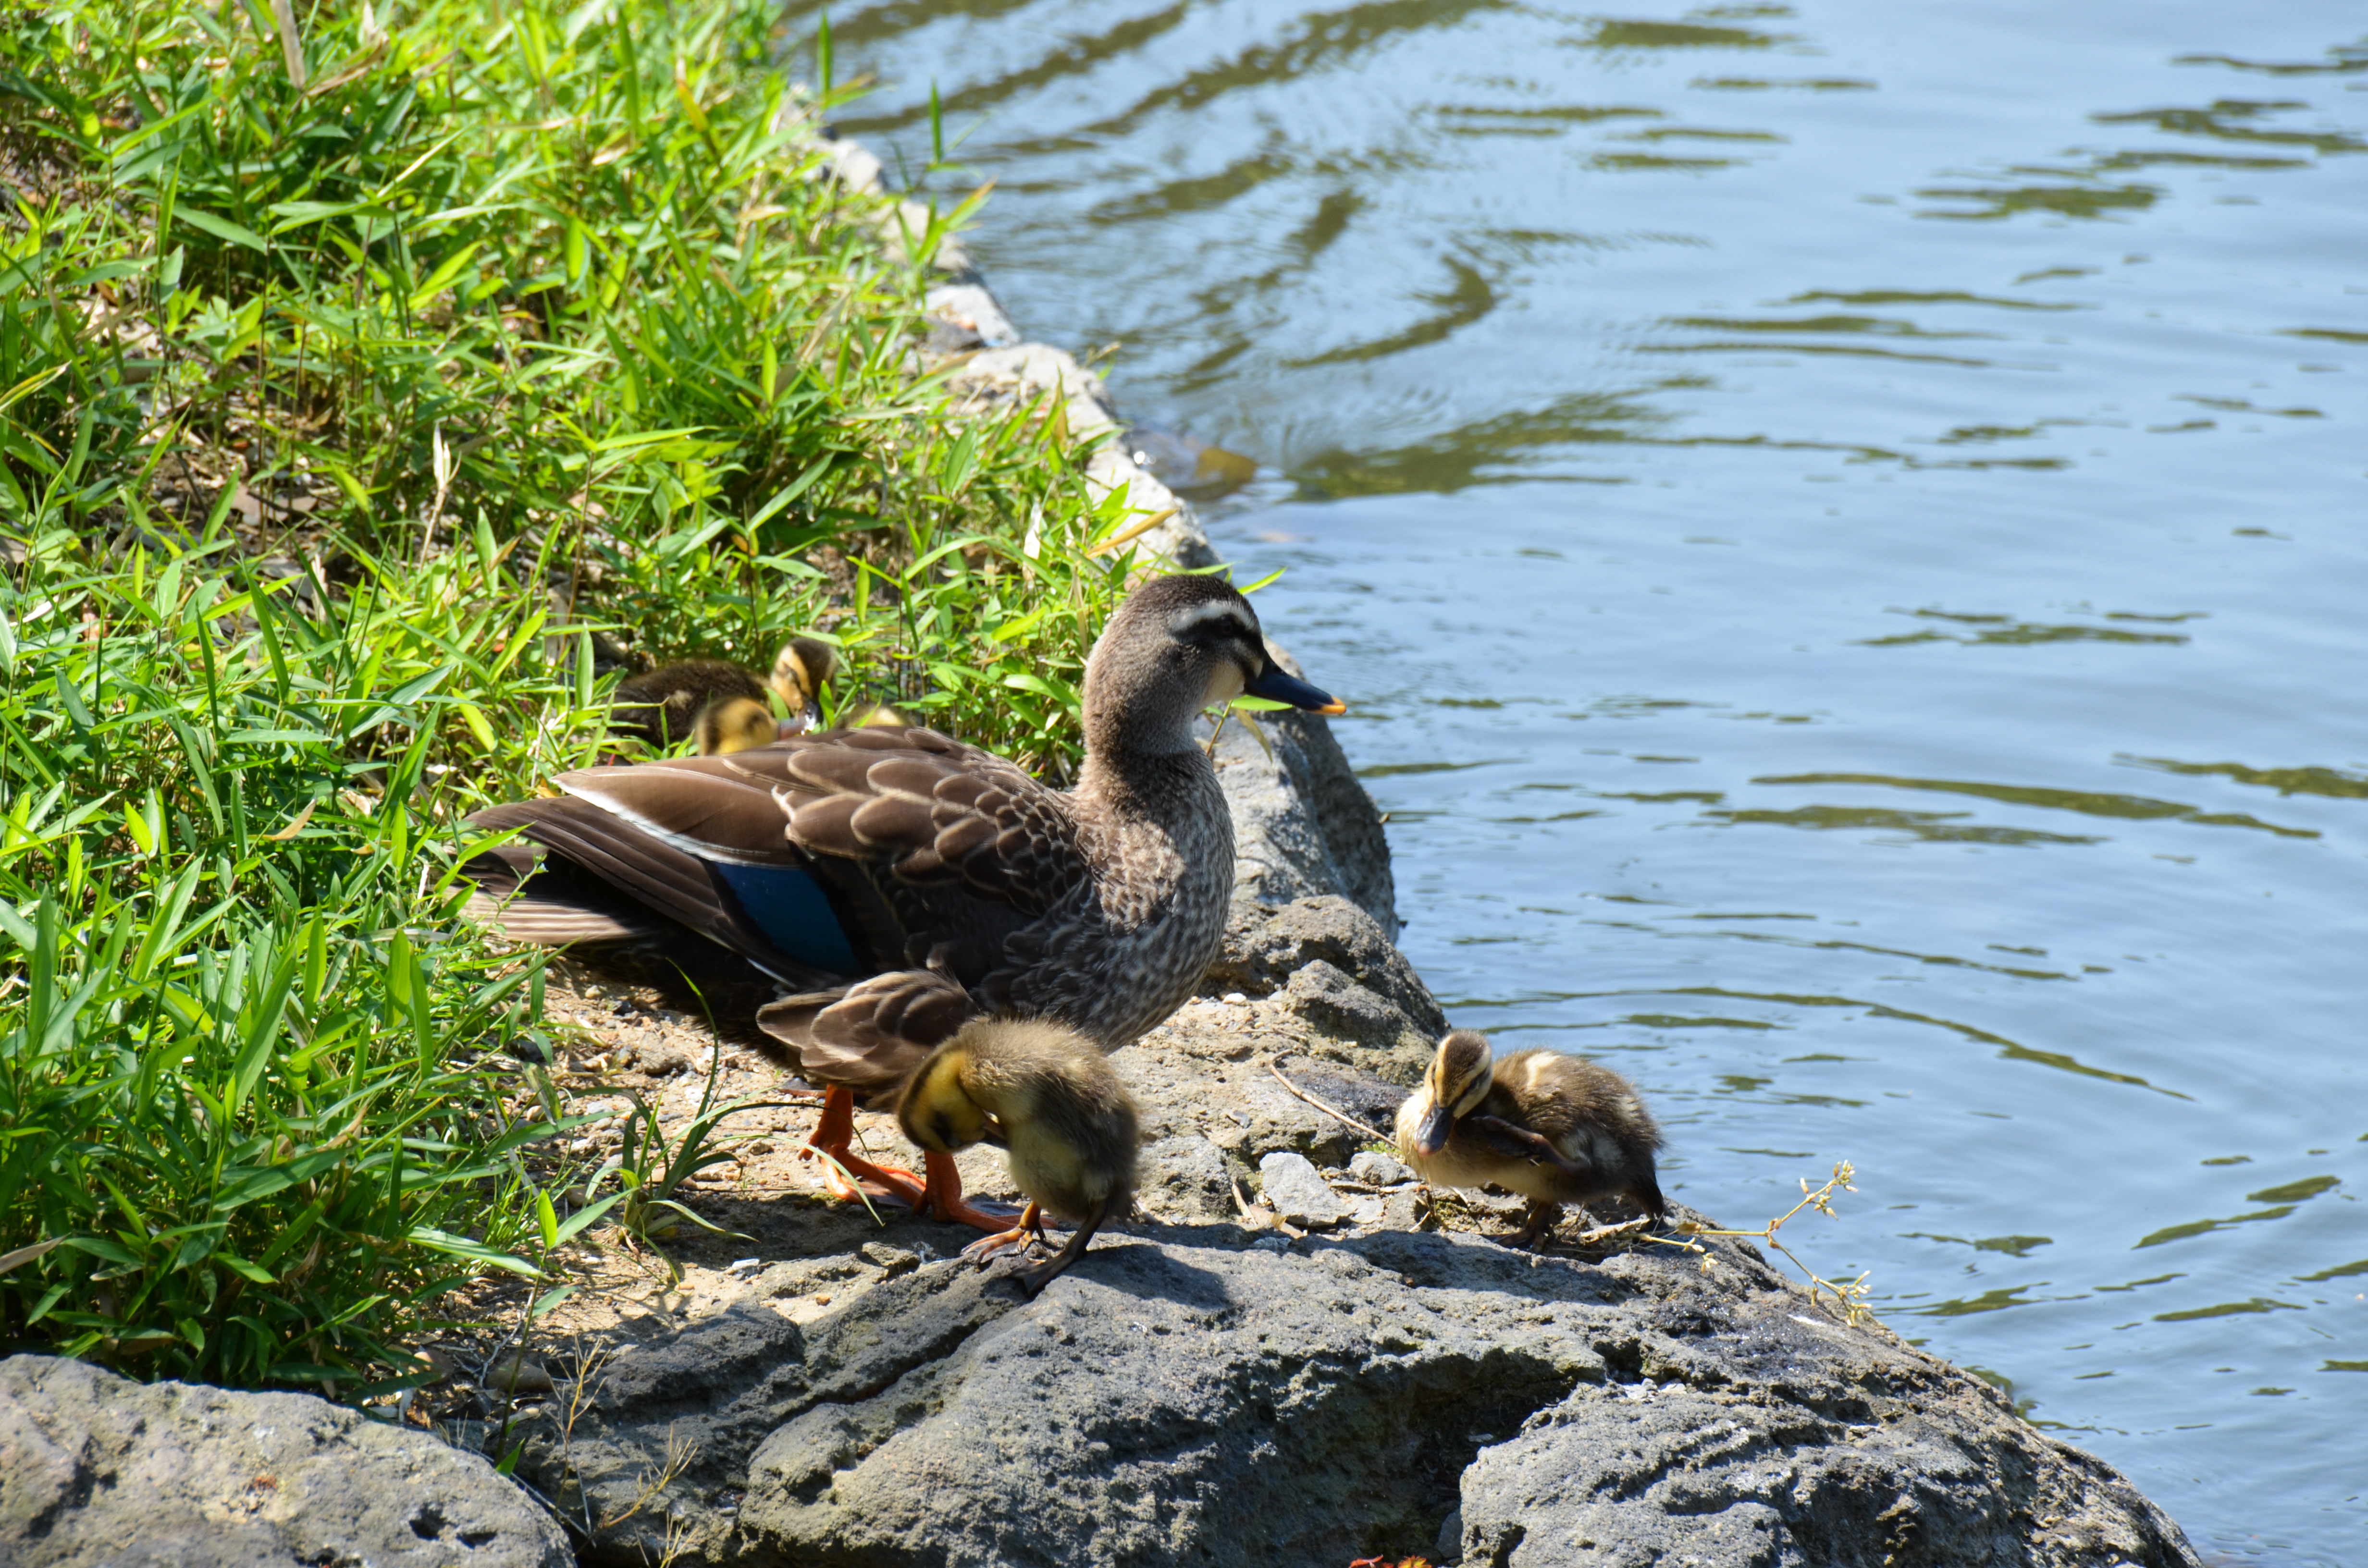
[897,1018,1139,1296]
[693,696,778,756]
[1396,1029,1666,1247]
[609,636,839,750]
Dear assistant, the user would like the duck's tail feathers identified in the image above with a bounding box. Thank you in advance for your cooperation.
[457,834,660,943]
[462,887,663,945]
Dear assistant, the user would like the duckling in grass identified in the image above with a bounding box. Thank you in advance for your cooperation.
[896,1018,1139,1296]
[692,696,780,756]
[1396,1029,1666,1248]
[610,636,839,750]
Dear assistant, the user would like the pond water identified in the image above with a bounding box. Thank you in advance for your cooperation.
[801,0,2368,1557]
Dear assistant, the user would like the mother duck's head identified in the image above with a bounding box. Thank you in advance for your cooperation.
[1084,575,1344,755]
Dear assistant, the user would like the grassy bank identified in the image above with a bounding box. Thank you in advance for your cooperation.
[0,0,1147,1390]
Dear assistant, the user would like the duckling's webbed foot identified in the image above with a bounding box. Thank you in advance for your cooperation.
[962,1200,1048,1265]
[800,1086,926,1209]
[1008,1197,1113,1298]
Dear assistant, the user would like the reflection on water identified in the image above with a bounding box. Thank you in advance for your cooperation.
[802,0,2368,1558]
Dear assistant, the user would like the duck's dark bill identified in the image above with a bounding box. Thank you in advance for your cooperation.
[1413,1104,1455,1157]
[1246,662,1347,715]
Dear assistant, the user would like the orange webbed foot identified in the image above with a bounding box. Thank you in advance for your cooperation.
[799,1087,926,1208]
[919,1149,1025,1233]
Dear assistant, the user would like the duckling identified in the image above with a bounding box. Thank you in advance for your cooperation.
[693,696,780,756]
[769,636,837,721]
[840,701,913,730]
[1396,1029,1666,1248]
[609,636,840,749]
[896,1017,1139,1296]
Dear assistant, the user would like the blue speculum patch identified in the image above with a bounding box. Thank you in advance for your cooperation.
[712,862,861,974]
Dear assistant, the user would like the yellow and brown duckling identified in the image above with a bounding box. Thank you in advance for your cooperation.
[896,1018,1139,1296]
[610,637,839,751]
[1395,1029,1666,1248]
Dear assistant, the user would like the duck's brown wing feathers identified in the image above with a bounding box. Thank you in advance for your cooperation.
[756,969,974,1104]
[471,726,1085,1093]
[462,797,842,987]
[716,725,1089,917]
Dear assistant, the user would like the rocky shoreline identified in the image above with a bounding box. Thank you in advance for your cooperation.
[0,144,2206,1568]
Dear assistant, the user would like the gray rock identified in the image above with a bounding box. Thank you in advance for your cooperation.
[1351,1150,1416,1186]
[856,1240,921,1277]
[1206,696,1398,937]
[1120,1021,1396,1165]
[1456,1323,2198,1567]
[1258,1150,1347,1230]
[1283,957,1427,1055]
[921,281,1019,349]
[513,1215,2197,1568]
[1436,1505,1465,1562]
[0,1354,570,1568]
[1207,896,1445,1037]
[1137,1135,1238,1221]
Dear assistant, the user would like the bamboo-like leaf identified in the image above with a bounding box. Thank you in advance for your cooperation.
[173,207,269,254]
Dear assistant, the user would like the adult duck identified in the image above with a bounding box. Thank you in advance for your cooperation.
[464,573,1342,1227]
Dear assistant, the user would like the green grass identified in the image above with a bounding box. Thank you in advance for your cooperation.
[0,0,1159,1389]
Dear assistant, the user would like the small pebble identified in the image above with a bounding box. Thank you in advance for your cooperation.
[727,1258,761,1273]
[1221,992,1248,1004]
[1258,1151,1346,1230]
[1349,1150,1414,1186]
[485,1351,554,1394]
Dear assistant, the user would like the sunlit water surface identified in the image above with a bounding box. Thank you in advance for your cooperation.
[801,0,2368,1556]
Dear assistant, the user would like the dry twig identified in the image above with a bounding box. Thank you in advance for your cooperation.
[1230,1177,1304,1240]
[1267,1061,1386,1140]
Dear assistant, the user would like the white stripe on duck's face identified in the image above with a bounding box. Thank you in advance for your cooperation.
[1165,597,1258,639]
[1169,597,1265,708]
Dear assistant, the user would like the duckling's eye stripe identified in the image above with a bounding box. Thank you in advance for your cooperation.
[1167,600,1255,637]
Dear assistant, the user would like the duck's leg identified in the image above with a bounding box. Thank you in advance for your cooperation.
[1512,1199,1562,1250]
[799,1086,926,1208]
[1010,1196,1112,1298]
[917,1149,1025,1232]
[961,1199,1048,1264]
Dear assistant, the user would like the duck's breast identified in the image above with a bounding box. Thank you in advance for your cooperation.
[1004,768,1235,1045]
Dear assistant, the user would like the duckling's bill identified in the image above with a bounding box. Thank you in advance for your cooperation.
[1411,1102,1455,1158]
